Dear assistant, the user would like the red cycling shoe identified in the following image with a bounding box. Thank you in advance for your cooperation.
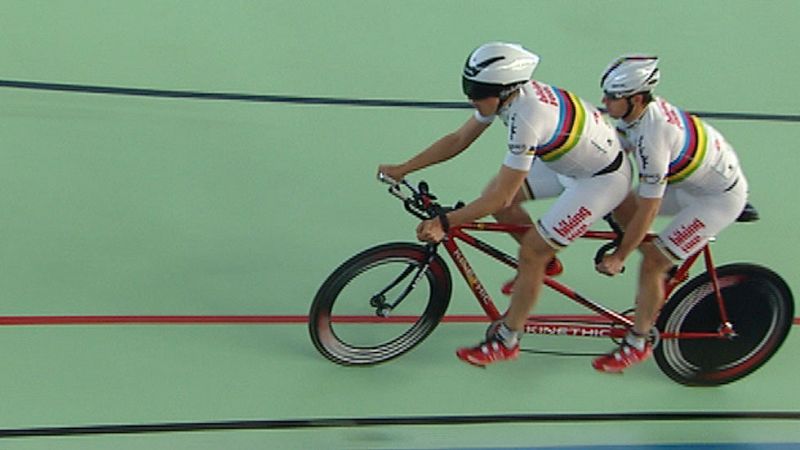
[592,342,653,373]
[456,338,520,367]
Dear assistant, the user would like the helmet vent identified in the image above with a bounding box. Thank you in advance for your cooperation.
[464,56,506,77]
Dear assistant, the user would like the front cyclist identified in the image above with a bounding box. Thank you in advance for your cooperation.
[594,55,750,372]
[378,42,632,366]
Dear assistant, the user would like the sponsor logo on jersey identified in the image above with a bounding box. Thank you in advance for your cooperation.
[658,98,683,128]
[532,80,558,106]
[508,143,527,155]
[590,139,608,154]
[637,136,650,170]
[509,113,518,140]
[640,173,666,184]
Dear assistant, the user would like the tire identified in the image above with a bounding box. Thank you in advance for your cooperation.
[309,242,452,366]
[655,263,794,386]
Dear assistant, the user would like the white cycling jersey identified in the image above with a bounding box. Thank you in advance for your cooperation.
[615,96,748,260]
[476,81,624,179]
[475,80,632,248]
[616,96,743,198]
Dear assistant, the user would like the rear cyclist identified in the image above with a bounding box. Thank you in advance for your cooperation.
[594,55,750,372]
[379,42,632,366]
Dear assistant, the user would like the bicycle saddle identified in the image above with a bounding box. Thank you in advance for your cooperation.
[736,202,759,223]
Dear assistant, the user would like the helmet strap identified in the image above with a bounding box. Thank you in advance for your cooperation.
[621,93,650,123]
[622,97,635,121]
[496,83,522,112]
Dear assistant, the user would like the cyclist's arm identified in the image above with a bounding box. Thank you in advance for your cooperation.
[446,165,528,227]
[614,128,669,260]
[381,116,490,179]
[612,195,662,261]
[417,164,526,243]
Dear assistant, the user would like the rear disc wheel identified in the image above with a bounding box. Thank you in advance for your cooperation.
[655,264,793,386]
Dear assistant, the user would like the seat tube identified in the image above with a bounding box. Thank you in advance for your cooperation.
[703,246,732,326]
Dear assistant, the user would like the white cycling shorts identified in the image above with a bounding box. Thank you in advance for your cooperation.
[524,155,633,249]
[653,175,749,262]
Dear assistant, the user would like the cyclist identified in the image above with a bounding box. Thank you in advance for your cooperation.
[593,55,749,372]
[378,42,632,367]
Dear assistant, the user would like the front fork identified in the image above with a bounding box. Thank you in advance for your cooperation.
[370,244,438,317]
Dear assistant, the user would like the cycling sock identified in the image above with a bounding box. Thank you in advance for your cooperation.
[624,331,647,351]
[495,322,520,348]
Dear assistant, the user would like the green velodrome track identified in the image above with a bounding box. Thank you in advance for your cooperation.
[0,1,798,449]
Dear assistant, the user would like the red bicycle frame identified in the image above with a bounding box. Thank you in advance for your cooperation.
[441,221,734,341]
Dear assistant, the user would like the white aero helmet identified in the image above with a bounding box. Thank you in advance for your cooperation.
[462,42,540,100]
[600,55,660,98]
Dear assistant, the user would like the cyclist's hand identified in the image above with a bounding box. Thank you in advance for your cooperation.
[416,218,445,243]
[596,254,625,276]
[377,164,406,183]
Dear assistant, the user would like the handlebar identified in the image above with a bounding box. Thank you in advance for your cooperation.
[593,214,625,273]
[377,172,463,221]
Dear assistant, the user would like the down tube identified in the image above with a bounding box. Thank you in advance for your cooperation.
[441,236,503,321]
[542,277,634,327]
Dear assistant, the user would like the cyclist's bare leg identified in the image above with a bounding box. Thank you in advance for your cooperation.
[484,176,532,243]
[592,240,670,372]
[504,227,557,331]
[633,241,674,335]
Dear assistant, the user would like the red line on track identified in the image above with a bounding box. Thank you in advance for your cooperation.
[0,315,486,326]
[0,315,303,325]
[0,315,797,326]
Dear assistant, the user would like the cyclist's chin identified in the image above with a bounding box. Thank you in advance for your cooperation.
[606,110,624,120]
[471,98,500,117]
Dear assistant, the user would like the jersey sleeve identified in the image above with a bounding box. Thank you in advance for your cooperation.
[503,111,539,172]
[634,131,670,198]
